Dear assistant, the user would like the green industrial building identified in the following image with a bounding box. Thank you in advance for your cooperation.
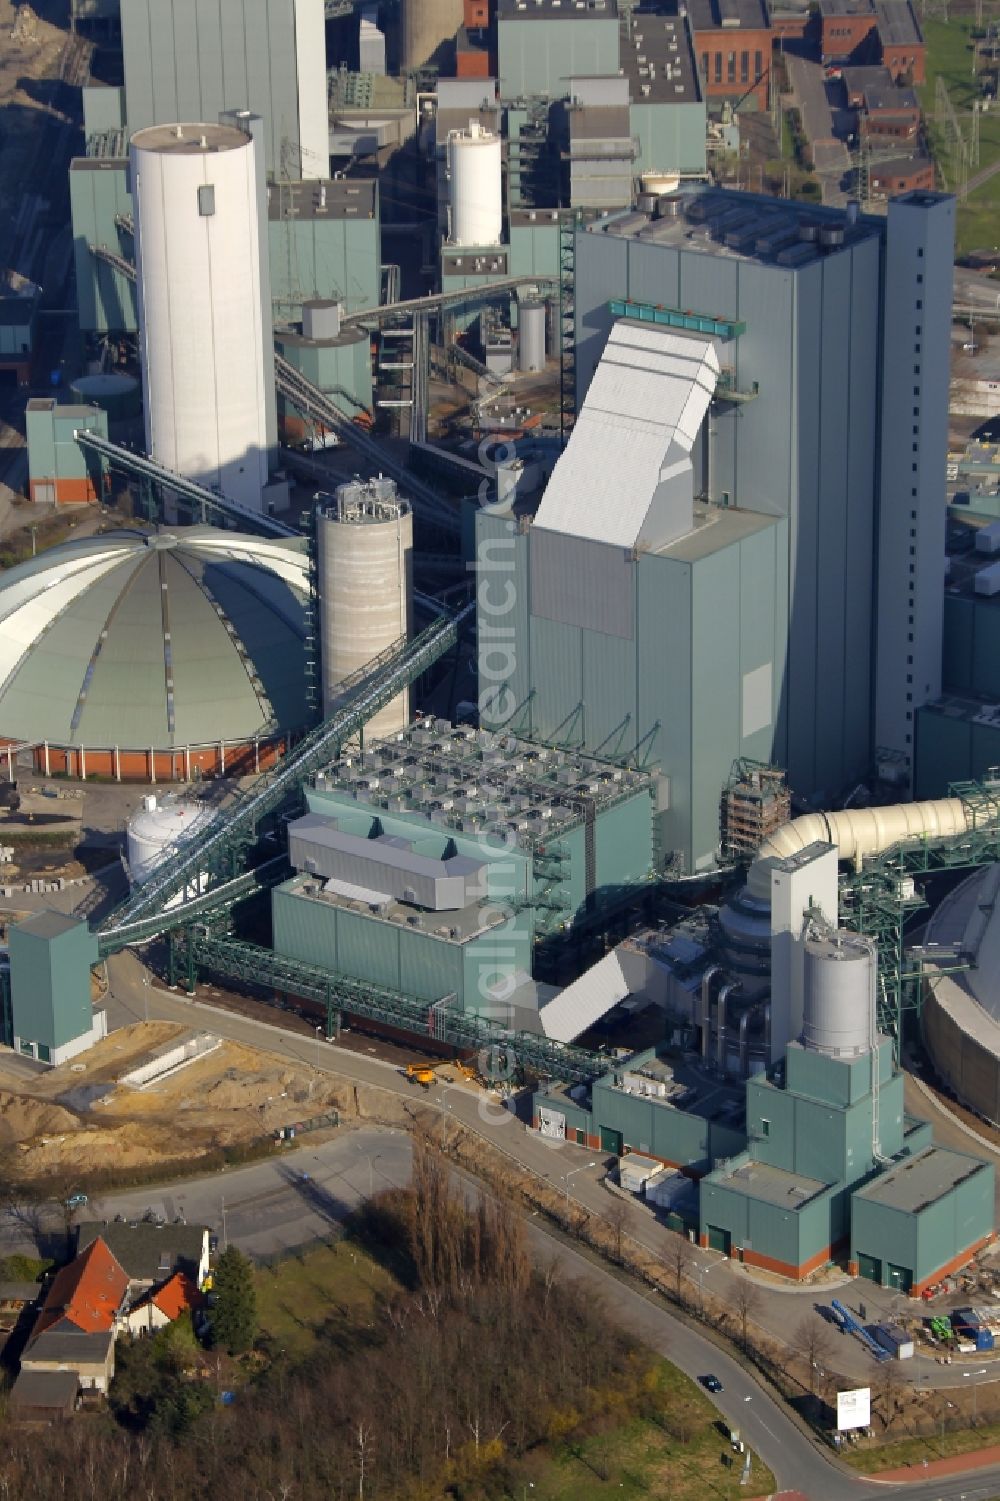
[497,0,621,100]
[534,925,995,1292]
[8,913,103,1066]
[916,527,1000,796]
[70,158,381,336]
[25,400,109,505]
[271,721,655,1022]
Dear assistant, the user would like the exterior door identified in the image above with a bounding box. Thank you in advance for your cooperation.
[707,1224,732,1255]
[886,1262,912,1292]
[600,1126,624,1155]
[858,1252,882,1285]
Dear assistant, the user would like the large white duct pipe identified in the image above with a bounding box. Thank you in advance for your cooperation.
[747,796,971,899]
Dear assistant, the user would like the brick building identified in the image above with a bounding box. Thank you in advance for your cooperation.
[690,0,771,112]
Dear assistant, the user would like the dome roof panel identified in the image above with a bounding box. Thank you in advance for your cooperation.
[0,527,309,752]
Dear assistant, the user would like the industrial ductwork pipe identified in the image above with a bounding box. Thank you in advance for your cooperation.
[716,982,738,1073]
[747,796,975,899]
[701,964,722,1061]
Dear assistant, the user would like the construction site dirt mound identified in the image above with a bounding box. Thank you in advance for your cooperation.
[0,1027,364,1180]
[0,1090,79,1144]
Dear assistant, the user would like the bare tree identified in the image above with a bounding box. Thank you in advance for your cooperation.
[663,1232,692,1306]
[732,1276,762,1352]
[355,1421,375,1500]
[877,1362,904,1431]
[793,1315,833,1398]
[603,1198,629,1265]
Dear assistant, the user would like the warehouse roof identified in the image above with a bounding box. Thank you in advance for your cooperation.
[498,0,618,19]
[709,1158,831,1209]
[588,188,880,268]
[864,80,918,111]
[873,0,922,46]
[16,911,83,941]
[534,319,719,549]
[267,177,378,222]
[688,0,769,30]
[855,1145,989,1212]
[620,12,699,103]
[0,528,309,751]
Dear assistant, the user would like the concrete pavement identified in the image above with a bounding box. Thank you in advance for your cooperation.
[785,50,851,204]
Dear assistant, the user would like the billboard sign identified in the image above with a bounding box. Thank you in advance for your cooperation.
[837,1388,871,1432]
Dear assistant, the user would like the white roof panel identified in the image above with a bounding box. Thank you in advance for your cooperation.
[539,951,630,1044]
[534,320,720,549]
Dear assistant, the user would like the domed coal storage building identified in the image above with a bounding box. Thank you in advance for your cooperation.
[0,527,311,782]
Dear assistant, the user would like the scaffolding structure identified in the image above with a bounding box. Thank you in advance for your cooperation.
[720,759,791,861]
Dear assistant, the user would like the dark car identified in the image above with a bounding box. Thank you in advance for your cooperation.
[702,1374,724,1394]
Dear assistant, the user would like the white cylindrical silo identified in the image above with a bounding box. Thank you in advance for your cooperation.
[518,300,546,372]
[801,933,875,1057]
[131,123,269,512]
[126,794,208,885]
[448,121,502,247]
[317,478,414,739]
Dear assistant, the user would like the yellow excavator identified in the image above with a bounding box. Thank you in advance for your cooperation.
[404,1063,436,1090]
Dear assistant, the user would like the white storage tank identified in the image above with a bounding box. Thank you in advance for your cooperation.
[518,299,547,372]
[317,477,413,739]
[127,794,209,885]
[131,122,270,512]
[801,931,874,1057]
[447,121,502,247]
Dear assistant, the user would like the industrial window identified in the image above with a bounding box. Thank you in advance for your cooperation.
[915,325,921,335]
[728,52,736,82]
[197,184,216,217]
[715,52,722,82]
[914,345,920,355]
[916,274,923,285]
[701,52,709,77]
[741,50,749,81]
[913,407,919,418]
[907,633,913,642]
[912,426,919,436]
[909,530,915,540]
[906,711,912,721]
[912,464,917,472]
[755,49,762,74]
[917,247,924,257]
[913,386,920,396]
[912,443,918,453]
[907,653,913,663]
[760,1119,770,1137]
[916,299,922,310]
[906,673,913,682]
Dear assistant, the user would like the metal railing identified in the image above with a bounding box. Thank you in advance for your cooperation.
[98,605,470,938]
[73,428,300,539]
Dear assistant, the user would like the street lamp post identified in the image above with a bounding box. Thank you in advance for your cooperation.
[963,1366,988,1425]
[315,1024,323,1069]
[436,1096,453,1147]
[357,1147,379,1198]
[562,1160,597,1209]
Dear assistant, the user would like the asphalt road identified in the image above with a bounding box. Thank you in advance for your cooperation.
[7,1114,994,1501]
[0,1128,413,1262]
[99,953,1000,1393]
